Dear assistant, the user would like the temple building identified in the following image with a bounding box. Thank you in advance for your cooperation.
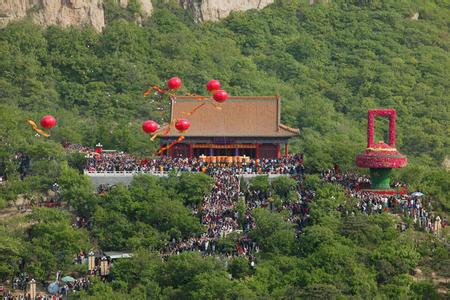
[159,96,299,159]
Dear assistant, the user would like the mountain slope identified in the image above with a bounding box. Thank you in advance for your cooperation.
[0,0,448,171]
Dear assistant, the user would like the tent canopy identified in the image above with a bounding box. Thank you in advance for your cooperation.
[104,251,133,259]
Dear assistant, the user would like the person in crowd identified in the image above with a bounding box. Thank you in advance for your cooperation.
[72,142,303,175]
[321,169,445,234]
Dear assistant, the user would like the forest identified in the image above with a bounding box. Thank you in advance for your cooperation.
[0,0,448,298]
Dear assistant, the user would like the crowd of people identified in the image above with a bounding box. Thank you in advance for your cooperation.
[79,143,305,175]
[2,277,90,300]
[162,166,314,260]
[162,169,242,256]
[321,169,447,235]
[2,142,447,297]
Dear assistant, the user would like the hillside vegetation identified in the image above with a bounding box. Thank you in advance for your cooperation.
[0,0,448,161]
[0,1,449,298]
[1,0,448,210]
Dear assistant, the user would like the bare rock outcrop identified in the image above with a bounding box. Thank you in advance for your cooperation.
[118,0,153,17]
[0,0,105,32]
[0,0,270,31]
[180,0,274,22]
[410,12,419,20]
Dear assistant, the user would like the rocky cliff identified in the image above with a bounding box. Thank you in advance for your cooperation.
[180,0,274,22]
[0,0,274,31]
[0,0,106,32]
[118,0,152,18]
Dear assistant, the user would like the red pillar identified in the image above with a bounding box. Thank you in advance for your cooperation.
[276,144,280,158]
[285,143,289,156]
[367,111,375,148]
[388,113,396,148]
[189,144,193,159]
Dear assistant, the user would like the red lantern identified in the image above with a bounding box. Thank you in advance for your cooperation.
[142,120,159,134]
[206,79,221,92]
[40,115,57,129]
[175,118,190,132]
[167,77,182,90]
[213,90,228,103]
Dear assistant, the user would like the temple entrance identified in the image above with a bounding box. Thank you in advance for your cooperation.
[239,148,256,158]
[214,148,234,156]
[193,148,209,157]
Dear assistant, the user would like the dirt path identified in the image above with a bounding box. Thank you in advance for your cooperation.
[0,195,32,221]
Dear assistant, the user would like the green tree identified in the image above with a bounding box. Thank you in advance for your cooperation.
[271,176,298,203]
[248,176,270,194]
[58,164,96,217]
[229,257,252,279]
[0,225,24,281]
[109,250,162,295]
[176,173,214,206]
[158,252,225,288]
[249,208,295,254]
[26,208,90,280]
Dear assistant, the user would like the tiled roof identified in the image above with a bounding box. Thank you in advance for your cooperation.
[166,96,299,137]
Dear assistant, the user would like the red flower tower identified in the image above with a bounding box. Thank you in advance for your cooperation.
[356,109,407,193]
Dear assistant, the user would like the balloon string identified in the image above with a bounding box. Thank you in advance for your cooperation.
[148,96,220,142]
[27,120,50,138]
[208,100,222,110]
[182,102,206,117]
[182,94,222,110]
[150,134,159,142]
[162,121,174,136]
[184,93,210,101]
[150,120,175,141]
[144,86,164,96]
[144,86,175,97]
[157,136,185,155]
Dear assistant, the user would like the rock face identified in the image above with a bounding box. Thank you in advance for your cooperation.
[410,12,419,20]
[180,0,274,22]
[0,0,106,31]
[118,0,153,17]
[0,0,270,31]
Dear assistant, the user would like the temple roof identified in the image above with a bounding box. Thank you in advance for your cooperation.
[166,96,299,138]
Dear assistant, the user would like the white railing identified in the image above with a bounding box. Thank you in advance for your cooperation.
[84,170,169,176]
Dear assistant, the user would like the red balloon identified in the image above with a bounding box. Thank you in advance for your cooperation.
[213,90,228,103]
[175,118,190,132]
[206,79,221,92]
[40,115,57,129]
[167,77,182,90]
[142,120,159,134]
